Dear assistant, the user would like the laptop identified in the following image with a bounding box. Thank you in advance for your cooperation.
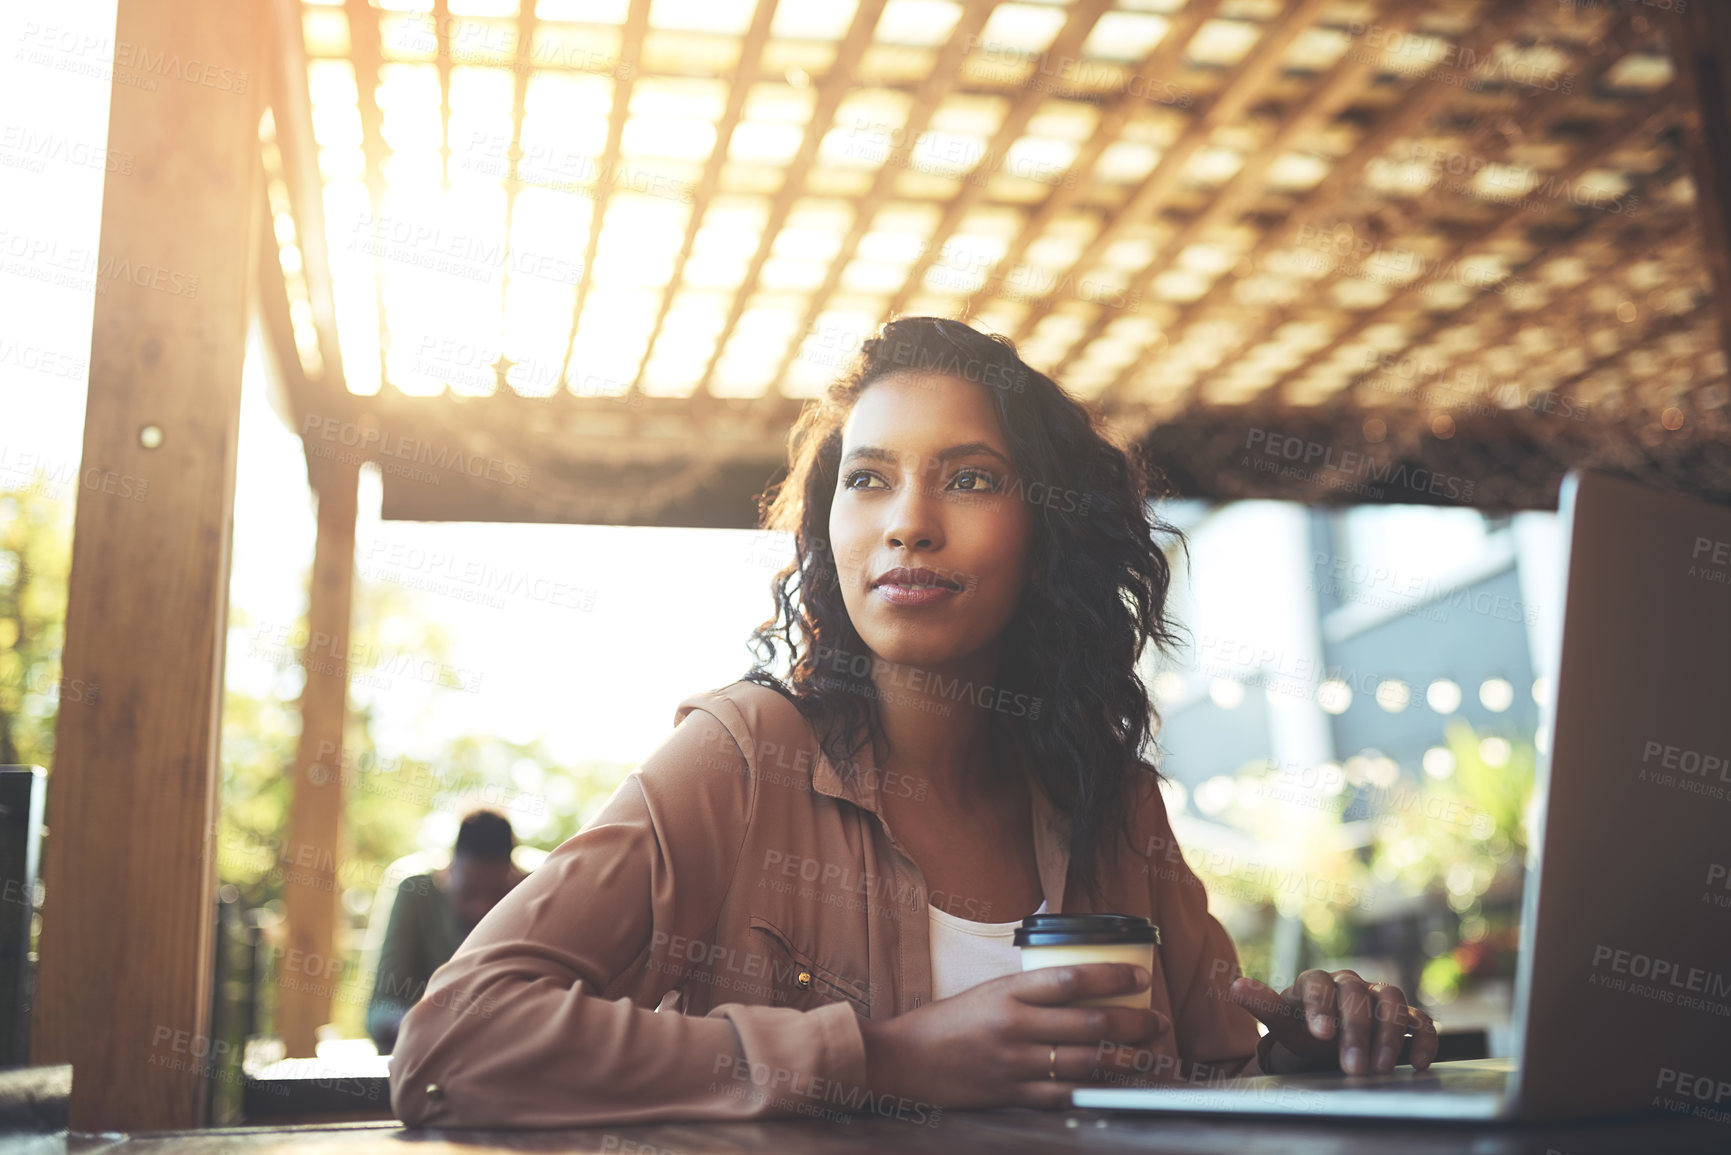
[1074,469,1731,1121]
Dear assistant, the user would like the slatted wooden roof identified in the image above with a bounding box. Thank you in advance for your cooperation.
[254,0,1731,524]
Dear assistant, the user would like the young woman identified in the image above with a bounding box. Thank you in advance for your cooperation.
[388,317,1438,1128]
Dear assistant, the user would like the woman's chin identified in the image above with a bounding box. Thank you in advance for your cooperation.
[850,636,938,669]
[854,631,984,673]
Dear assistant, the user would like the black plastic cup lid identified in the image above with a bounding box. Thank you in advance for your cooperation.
[1012,913,1160,948]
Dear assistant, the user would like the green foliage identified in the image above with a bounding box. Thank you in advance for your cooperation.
[220,570,634,1039]
[1369,722,1535,1005]
[1370,722,1534,905]
[1174,720,1539,997]
[1,476,638,1045]
[0,485,77,769]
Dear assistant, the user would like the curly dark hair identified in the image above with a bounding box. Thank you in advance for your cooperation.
[454,808,515,861]
[743,316,1184,906]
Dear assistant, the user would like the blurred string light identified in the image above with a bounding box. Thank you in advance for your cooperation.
[1422,745,1456,779]
[1193,775,1236,816]
[1209,678,1244,708]
[1313,762,1346,795]
[1531,675,1550,706]
[1344,751,1399,789]
[1478,736,1512,767]
[1375,678,1410,712]
[1316,678,1352,715]
[1446,863,1476,897]
[1426,678,1462,714]
[1478,677,1514,712]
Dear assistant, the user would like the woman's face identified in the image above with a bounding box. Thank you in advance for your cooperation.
[828,370,1034,669]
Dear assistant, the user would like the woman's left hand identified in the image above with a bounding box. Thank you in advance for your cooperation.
[1227,970,1438,1076]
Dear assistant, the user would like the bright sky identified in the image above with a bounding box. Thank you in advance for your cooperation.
[2,0,786,771]
[1,1,113,465]
[225,340,788,768]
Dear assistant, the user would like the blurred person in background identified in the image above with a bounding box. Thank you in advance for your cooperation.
[367,807,527,1054]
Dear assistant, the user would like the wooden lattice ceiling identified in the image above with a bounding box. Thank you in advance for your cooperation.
[255,0,1731,524]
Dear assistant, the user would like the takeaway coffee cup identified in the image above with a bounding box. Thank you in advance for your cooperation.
[1012,914,1161,1008]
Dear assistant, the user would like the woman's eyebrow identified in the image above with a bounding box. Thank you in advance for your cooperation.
[840,442,1011,469]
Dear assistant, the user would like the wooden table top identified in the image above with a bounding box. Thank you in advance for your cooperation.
[37,1106,1731,1155]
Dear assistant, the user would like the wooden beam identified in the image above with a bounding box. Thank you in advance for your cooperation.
[434,0,453,193]
[258,75,360,1045]
[878,0,1117,322]
[361,387,802,526]
[343,0,391,393]
[266,0,346,392]
[1233,128,1686,427]
[493,0,540,394]
[1006,0,1335,346]
[957,0,1226,325]
[1365,6,1638,242]
[379,453,784,527]
[1255,84,1678,406]
[1106,0,1550,410]
[762,0,998,391]
[553,0,652,398]
[1388,206,1694,418]
[1135,401,1731,511]
[691,0,891,399]
[30,0,264,1131]
[1051,0,1430,380]
[637,0,782,408]
[256,176,328,452]
[1669,2,1731,362]
[277,455,359,1057]
[1549,303,1711,408]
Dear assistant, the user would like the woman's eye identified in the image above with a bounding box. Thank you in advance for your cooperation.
[843,470,885,491]
[950,468,999,492]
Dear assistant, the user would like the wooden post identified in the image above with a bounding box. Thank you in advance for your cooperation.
[253,178,362,1057]
[30,0,264,1132]
[1671,4,1731,363]
[276,456,359,1057]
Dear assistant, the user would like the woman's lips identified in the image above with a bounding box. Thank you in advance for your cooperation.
[873,582,960,606]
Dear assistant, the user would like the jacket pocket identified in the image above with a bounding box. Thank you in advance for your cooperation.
[747,914,872,1015]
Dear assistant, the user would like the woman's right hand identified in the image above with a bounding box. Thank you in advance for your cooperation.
[857,963,1170,1110]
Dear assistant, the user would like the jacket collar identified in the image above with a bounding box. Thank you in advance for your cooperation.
[808,734,875,812]
[810,735,1072,914]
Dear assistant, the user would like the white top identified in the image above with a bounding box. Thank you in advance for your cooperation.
[928,898,1048,1000]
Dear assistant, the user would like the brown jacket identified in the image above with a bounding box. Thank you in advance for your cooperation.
[389,680,1269,1128]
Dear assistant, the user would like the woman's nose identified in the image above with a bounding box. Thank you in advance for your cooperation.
[884,484,941,551]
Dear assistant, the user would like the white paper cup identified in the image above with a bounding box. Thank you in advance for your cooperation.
[1014,914,1161,1008]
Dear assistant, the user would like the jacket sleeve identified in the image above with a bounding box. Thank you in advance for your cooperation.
[1139,778,1270,1082]
[388,701,869,1128]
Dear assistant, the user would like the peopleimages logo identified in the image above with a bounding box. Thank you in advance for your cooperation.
[301,414,533,488]
[1588,944,1731,1017]
[1691,535,1731,589]
[812,644,1043,719]
[16,22,252,93]
[1242,429,1475,501]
